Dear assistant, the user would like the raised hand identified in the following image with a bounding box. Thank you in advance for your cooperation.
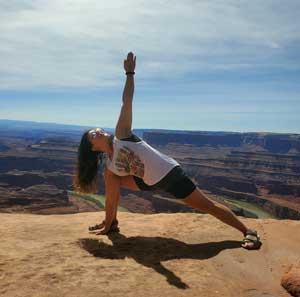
[115,146,144,178]
[124,52,136,73]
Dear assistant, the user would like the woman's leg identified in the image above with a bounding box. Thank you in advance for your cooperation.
[121,175,248,235]
[182,187,248,236]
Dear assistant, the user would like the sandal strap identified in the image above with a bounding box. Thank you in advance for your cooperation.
[242,230,262,249]
[244,234,260,242]
[245,229,260,237]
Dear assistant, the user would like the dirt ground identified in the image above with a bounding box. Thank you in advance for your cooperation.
[1,212,299,297]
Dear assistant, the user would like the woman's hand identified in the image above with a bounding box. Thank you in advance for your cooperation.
[96,220,120,235]
[124,52,136,72]
[89,219,119,234]
[88,221,105,231]
[96,226,111,235]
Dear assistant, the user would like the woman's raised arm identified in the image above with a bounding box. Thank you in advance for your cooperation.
[115,52,136,139]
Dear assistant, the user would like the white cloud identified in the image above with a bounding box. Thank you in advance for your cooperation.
[0,0,299,90]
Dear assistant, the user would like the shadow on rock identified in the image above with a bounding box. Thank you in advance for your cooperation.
[78,232,241,289]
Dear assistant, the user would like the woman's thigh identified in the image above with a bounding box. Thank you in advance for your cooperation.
[120,175,141,191]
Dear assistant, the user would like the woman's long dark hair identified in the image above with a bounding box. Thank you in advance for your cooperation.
[73,130,107,193]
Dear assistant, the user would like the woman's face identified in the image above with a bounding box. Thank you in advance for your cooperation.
[88,128,109,151]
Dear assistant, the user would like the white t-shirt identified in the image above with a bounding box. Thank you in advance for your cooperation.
[106,135,180,185]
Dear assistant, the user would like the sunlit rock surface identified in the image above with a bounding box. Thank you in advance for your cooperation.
[0,212,299,297]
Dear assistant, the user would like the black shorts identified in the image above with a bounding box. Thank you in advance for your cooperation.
[133,165,196,199]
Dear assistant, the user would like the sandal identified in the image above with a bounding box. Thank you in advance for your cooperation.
[241,229,262,250]
[88,220,119,232]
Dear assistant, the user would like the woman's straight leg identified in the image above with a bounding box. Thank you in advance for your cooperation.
[182,187,248,235]
[120,176,249,236]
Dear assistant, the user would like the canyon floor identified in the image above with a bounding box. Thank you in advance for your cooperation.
[1,212,299,297]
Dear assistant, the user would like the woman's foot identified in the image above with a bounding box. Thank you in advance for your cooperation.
[241,229,262,250]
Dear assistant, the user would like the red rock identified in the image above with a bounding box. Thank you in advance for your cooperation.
[282,263,300,297]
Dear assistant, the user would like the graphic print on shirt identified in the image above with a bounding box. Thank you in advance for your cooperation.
[115,146,145,178]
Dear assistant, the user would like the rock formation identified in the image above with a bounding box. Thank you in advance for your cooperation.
[282,263,300,297]
[1,125,300,219]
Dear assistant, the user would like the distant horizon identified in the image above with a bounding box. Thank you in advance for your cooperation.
[1,118,299,135]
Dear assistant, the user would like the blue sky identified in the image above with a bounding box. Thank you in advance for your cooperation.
[0,0,299,133]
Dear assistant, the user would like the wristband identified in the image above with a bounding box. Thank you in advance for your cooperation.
[126,71,135,75]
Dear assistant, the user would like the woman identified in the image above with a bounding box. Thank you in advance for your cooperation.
[74,52,262,250]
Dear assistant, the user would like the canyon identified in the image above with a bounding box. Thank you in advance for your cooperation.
[0,120,299,220]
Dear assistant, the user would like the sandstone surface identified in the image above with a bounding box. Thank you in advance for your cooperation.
[1,212,299,297]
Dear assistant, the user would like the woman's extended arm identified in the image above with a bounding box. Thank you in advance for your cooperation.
[115,52,136,139]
